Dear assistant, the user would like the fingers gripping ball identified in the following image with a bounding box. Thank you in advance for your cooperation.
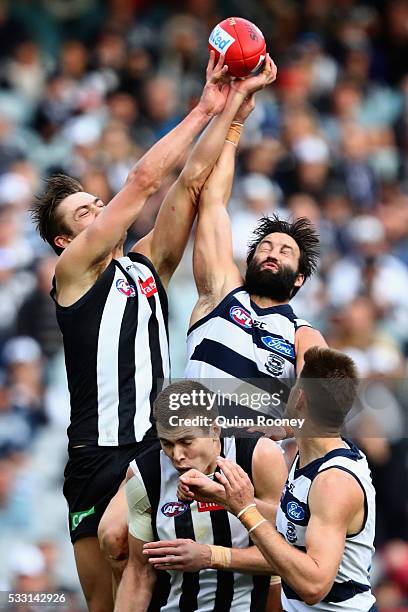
[208,17,266,78]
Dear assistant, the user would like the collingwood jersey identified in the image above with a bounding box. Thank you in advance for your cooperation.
[276,440,376,612]
[131,437,270,612]
[185,287,311,396]
[52,252,169,447]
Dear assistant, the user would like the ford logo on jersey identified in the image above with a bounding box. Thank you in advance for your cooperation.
[161,501,189,518]
[287,501,305,521]
[261,336,295,358]
[116,278,136,298]
[229,306,252,329]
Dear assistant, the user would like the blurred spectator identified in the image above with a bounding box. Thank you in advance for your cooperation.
[327,215,408,342]
[3,336,48,436]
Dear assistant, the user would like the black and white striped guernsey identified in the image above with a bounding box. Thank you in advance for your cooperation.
[276,440,376,611]
[130,437,270,612]
[51,252,169,446]
[185,287,312,395]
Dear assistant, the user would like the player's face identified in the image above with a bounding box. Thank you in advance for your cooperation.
[59,191,106,237]
[244,232,304,301]
[159,428,220,475]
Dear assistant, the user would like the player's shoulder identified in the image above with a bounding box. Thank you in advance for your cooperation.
[309,467,364,518]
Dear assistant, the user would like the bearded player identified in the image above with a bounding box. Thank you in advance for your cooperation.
[186,114,327,394]
[31,53,277,612]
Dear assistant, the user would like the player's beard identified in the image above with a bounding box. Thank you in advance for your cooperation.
[244,258,299,302]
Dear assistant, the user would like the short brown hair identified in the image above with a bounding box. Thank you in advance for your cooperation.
[31,174,83,255]
[154,380,218,434]
[300,346,358,431]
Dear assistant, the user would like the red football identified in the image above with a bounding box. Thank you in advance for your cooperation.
[208,17,266,78]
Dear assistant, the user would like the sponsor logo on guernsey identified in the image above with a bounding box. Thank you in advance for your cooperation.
[197,501,224,513]
[229,305,253,329]
[261,336,295,358]
[116,278,136,297]
[161,501,189,518]
[209,25,235,54]
[70,506,96,531]
[287,501,305,522]
[286,521,297,544]
[265,353,285,376]
[138,275,157,297]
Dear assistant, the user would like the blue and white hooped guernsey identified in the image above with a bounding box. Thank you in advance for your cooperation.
[185,287,312,387]
[276,440,376,611]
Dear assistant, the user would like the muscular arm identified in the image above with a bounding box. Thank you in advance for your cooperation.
[191,58,277,325]
[55,54,228,290]
[132,85,250,287]
[190,137,242,325]
[134,56,277,288]
[221,465,364,606]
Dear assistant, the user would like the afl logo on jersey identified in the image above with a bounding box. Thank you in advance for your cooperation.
[229,306,252,328]
[116,278,136,298]
[161,501,189,518]
[261,336,295,358]
[287,501,305,522]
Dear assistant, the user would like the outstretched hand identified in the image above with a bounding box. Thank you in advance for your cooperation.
[198,51,231,117]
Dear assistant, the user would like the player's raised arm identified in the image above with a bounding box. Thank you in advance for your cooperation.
[132,61,246,286]
[191,57,277,324]
[52,53,230,289]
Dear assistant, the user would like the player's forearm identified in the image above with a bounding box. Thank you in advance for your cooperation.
[248,522,328,604]
[202,139,237,206]
[228,545,277,575]
[180,89,245,189]
[126,105,211,193]
[114,563,155,612]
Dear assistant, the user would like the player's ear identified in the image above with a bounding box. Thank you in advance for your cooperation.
[54,235,72,250]
[294,272,304,288]
[297,388,307,413]
[211,423,221,440]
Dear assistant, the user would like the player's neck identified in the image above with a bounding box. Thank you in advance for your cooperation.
[112,245,124,259]
[297,436,346,468]
[250,294,289,309]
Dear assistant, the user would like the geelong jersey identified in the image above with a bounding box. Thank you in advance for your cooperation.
[131,437,270,612]
[52,252,169,446]
[185,287,311,400]
[276,440,376,611]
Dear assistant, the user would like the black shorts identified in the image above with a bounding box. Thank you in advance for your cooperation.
[63,437,156,544]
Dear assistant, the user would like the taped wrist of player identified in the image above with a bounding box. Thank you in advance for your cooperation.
[238,505,266,532]
[226,121,243,146]
[209,544,232,569]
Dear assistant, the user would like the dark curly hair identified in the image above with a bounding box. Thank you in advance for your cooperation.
[246,215,320,281]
